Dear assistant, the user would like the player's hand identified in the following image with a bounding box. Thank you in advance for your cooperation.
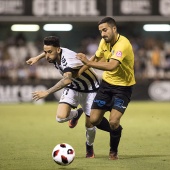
[76,53,89,65]
[32,91,49,101]
[26,57,38,65]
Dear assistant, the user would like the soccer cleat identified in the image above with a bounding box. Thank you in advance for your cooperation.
[86,142,95,158]
[68,108,83,128]
[109,151,118,160]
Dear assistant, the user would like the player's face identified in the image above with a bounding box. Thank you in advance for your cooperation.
[98,23,117,44]
[44,45,60,63]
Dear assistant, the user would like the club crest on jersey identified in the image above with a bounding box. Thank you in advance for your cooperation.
[116,51,122,57]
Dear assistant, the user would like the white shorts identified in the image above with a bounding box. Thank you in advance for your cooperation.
[59,88,97,117]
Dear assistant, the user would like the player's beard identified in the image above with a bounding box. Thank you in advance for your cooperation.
[47,54,58,63]
[103,34,115,43]
[47,57,54,63]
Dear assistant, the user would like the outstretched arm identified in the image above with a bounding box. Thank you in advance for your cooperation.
[76,53,119,71]
[32,72,72,101]
[26,52,45,65]
[76,55,96,77]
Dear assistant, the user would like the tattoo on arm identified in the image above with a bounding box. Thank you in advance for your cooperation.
[47,73,72,94]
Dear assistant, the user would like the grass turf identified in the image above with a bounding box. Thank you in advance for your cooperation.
[0,101,170,170]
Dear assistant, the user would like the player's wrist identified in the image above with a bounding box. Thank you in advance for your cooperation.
[46,90,50,95]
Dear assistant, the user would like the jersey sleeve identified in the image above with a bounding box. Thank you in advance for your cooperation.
[61,54,83,70]
[110,43,127,63]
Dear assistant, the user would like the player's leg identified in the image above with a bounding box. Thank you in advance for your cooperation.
[56,88,82,123]
[85,116,96,158]
[68,107,83,128]
[90,109,111,132]
[80,92,96,158]
[109,109,123,160]
[90,80,112,132]
[56,103,77,123]
[109,88,132,160]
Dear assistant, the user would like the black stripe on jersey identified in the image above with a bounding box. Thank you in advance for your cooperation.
[81,72,97,90]
[85,69,100,86]
[69,80,81,89]
[63,67,73,73]
[75,78,88,91]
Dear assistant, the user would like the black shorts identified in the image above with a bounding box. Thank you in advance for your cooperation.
[91,80,133,114]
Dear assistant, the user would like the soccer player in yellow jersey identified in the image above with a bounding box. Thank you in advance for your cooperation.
[77,17,136,160]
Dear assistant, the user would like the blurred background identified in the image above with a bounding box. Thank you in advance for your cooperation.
[0,0,170,103]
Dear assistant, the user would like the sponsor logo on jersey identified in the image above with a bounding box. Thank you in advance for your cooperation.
[114,98,124,108]
[116,51,122,57]
[94,99,106,107]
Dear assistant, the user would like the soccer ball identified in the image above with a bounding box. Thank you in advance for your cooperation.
[52,143,75,166]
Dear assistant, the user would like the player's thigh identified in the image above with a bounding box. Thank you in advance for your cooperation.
[56,103,72,119]
[79,92,96,117]
[59,88,79,107]
[57,88,78,118]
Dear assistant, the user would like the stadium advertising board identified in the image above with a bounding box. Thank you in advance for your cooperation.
[0,80,170,103]
[116,0,170,16]
[0,0,170,17]
[0,0,106,16]
[0,0,24,15]
[0,85,47,103]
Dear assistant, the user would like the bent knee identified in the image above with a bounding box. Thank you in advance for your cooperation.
[56,115,66,123]
[85,121,94,128]
[109,120,120,130]
[90,118,101,126]
[56,116,63,123]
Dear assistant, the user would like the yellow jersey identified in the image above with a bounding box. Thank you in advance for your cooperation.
[95,34,136,86]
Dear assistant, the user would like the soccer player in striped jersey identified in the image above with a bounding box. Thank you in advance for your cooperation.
[26,36,100,158]
[77,17,136,160]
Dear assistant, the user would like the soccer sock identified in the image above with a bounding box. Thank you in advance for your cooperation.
[110,125,123,153]
[69,110,78,118]
[56,110,78,123]
[96,117,111,132]
[86,127,96,146]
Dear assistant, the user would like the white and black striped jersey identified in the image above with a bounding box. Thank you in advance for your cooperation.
[53,47,100,92]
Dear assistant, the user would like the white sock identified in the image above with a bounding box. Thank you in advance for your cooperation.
[56,110,78,123]
[86,127,96,146]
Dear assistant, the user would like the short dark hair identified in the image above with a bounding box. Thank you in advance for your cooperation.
[98,17,117,28]
[43,36,60,47]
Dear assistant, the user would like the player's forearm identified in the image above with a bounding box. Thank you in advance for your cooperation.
[78,65,89,76]
[47,77,72,94]
[86,61,117,71]
[36,52,45,60]
[77,55,96,76]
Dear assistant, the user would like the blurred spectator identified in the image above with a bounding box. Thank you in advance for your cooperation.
[7,33,28,66]
[0,33,170,81]
[149,46,165,79]
[164,49,170,77]
[86,37,99,57]
[134,47,147,79]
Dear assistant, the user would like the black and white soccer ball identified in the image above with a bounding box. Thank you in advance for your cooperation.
[52,143,75,166]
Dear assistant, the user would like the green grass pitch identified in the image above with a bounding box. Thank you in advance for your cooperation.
[0,101,170,170]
